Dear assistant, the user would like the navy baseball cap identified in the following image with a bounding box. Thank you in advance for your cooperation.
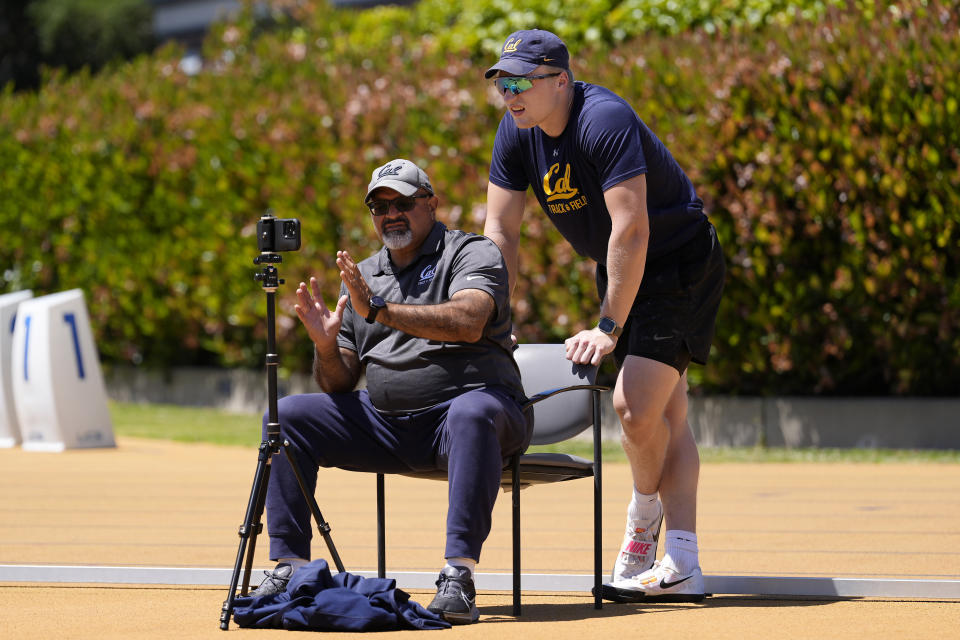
[484,29,570,79]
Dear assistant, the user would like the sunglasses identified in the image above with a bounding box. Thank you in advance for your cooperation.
[494,72,562,95]
[366,193,431,216]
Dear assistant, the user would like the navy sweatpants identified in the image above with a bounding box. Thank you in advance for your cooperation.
[263,385,531,563]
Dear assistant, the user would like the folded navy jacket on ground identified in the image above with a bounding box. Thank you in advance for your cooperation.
[232,559,451,631]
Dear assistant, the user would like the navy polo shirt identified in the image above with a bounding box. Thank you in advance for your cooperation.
[337,222,523,413]
[489,81,707,263]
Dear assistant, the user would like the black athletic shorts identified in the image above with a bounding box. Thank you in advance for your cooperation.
[596,220,725,374]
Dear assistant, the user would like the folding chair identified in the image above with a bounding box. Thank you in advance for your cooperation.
[374,342,610,615]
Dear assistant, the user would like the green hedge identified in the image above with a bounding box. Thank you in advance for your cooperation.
[1,1,956,394]
[313,0,879,56]
[689,3,960,394]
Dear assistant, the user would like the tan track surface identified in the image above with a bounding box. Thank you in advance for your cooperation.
[1,437,958,638]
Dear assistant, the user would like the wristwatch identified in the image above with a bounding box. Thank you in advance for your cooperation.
[365,295,386,324]
[597,316,623,337]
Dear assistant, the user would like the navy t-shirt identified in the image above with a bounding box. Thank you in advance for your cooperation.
[489,81,706,264]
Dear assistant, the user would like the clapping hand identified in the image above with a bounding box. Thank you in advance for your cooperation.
[294,276,348,351]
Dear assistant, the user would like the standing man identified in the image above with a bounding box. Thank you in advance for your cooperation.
[482,29,724,602]
[253,159,532,624]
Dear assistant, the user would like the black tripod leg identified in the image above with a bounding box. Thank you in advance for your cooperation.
[220,440,274,631]
[282,442,346,573]
[240,462,270,595]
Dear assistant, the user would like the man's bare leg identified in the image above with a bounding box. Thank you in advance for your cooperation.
[614,356,679,494]
[607,356,677,583]
[604,360,704,601]
[659,372,699,534]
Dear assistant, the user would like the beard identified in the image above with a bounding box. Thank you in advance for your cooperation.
[382,227,414,250]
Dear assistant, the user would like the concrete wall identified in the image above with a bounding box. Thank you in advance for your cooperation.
[105,366,317,416]
[634,395,959,450]
[104,366,960,450]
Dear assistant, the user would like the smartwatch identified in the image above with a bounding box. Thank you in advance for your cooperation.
[597,316,623,338]
[365,295,386,324]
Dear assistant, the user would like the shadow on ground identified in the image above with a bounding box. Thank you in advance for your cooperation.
[479,594,843,623]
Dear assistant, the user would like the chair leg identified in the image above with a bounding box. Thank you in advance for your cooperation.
[511,453,521,616]
[593,391,603,610]
[377,473,385,579]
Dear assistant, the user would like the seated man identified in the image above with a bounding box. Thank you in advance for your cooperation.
[253,158,531,625]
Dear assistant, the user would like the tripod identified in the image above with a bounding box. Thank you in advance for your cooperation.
[219,252,345,631]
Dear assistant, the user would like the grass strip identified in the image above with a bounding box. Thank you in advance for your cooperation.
[109,401,262,447]
[109,402,960,463]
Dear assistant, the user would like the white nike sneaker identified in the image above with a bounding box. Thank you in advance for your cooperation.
[610,500,663,583]
[601,559,706,603]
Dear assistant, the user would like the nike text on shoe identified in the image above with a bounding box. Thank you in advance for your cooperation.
[610,502,663,582]
[427,566,480,624]
[598,560,706,603]
[248,562,294,598]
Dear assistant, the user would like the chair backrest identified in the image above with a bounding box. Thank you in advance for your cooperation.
[513,343,599,446]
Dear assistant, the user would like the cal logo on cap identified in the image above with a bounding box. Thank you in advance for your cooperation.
[503,37,521,53]
[378,164,402,178]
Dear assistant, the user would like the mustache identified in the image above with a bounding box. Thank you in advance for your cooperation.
[382,217,409,231]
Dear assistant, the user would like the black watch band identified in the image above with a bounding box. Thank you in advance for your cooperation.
[597,316,623,337]
[365,295,386,324]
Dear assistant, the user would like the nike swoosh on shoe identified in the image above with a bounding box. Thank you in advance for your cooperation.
[659,575,692,589]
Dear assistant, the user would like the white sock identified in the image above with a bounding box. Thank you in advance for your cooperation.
[662,530,699,575]
[627,488,660,525]
[445,557,476,575]
[278,557,309,571]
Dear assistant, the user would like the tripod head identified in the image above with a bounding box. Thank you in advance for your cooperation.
[254,254,284,291]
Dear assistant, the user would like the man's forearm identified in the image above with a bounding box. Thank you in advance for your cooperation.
[378,293,493,343]
[600,175,651,326]
[484,228,519,296]
[601,222,648,325]
[484,183,526,296]
[312,345,357,393]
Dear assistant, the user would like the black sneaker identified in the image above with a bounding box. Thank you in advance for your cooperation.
[248,562,294,598]
[427,566,480,624]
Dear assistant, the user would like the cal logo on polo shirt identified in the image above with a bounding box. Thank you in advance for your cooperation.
[418,264,436,286]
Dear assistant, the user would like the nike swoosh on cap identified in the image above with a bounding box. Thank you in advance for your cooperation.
[466,274,485,280]
[659,575,692,589]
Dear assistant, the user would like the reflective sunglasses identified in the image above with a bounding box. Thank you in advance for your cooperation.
[494,72,562,96]
[366,193,431,216]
